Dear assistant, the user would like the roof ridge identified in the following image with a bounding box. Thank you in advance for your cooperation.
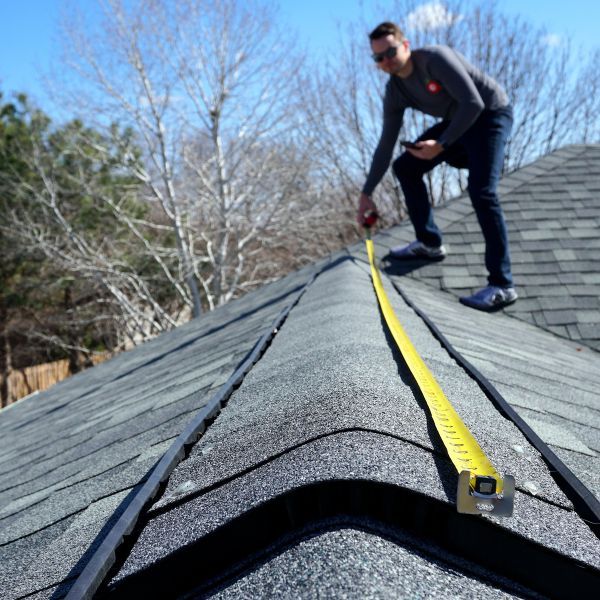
[104,480,600,598]
[499,144,589,191]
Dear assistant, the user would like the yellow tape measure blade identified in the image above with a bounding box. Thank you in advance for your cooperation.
[364,237,513,517]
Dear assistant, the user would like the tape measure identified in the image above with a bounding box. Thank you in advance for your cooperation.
[365,230,514,516]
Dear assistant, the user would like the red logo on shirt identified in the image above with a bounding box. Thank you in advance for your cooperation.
[426,80,442,94]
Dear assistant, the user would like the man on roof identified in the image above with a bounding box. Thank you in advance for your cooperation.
[357,21,517,311]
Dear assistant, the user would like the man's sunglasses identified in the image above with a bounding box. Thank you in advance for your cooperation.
[372,46,398,63]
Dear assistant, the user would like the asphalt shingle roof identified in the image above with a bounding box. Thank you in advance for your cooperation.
[206,526,533,600]
[1,145,599,599]
[377,144,600,351]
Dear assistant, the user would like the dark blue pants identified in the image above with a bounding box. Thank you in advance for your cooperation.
[392,106,514,288]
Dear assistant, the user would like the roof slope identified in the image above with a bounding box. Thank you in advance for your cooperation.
[0,259,325,599]
[377,144,600,351]
[1,146,599,599]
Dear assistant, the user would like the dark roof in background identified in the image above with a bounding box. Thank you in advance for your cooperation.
[379,144,600,351]
[1,145,599,599]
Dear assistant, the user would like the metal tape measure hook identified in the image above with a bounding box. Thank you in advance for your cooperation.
[457,471,515,516]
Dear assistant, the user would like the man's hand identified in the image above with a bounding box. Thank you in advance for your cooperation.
[357,193,379,227]
[407,139,444,160]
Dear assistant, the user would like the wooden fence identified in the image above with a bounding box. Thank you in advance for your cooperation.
[1,353,111,408]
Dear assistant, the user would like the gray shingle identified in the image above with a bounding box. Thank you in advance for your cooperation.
[543,310,578,326]
[208,527,526,599]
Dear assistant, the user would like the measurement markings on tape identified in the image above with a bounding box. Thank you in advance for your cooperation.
[365,233,514,516]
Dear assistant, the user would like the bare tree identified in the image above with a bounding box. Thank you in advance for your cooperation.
[48,0,314,318]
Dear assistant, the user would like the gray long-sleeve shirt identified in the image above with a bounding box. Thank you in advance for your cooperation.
[362,45,509,195]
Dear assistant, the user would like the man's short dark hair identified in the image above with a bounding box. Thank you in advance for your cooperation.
[368,22,405,42]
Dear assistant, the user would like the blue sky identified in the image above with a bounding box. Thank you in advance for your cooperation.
[1,0,599,107]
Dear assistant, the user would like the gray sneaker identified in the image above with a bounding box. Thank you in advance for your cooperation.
[389,240,447,260]
[459,286,518,311]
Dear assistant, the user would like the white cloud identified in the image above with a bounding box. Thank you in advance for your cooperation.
[406,2,463,32]
[541,33,562,47]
